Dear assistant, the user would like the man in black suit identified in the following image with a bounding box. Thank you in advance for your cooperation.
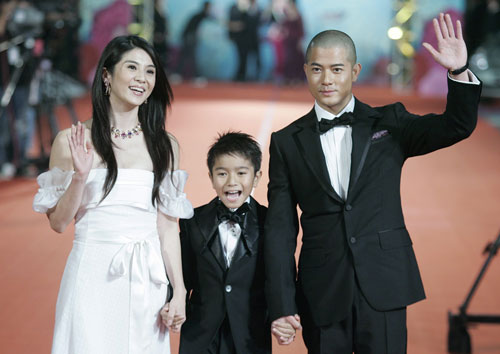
[264,13,482,353]
[177,132,271,354]
[174,1,211,79]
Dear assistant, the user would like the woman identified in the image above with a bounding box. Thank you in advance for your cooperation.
[282,0,304,85]
[33,35,193,354]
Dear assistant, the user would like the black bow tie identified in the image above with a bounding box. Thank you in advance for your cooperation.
[217,202,250,225]
[318,112,354,133]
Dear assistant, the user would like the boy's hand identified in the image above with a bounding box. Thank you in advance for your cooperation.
[271,314,301,345]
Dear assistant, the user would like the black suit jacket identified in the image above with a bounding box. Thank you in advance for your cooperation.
[179,197,271,354]
[264,77,482,326]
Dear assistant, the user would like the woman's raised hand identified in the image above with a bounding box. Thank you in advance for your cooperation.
[67,122,93,178]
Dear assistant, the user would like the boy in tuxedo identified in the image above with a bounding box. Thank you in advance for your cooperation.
[175,132,272,354]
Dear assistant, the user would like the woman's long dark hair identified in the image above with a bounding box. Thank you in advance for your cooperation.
[91,35,174,205]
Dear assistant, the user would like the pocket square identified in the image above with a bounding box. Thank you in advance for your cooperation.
[372,130,389,140]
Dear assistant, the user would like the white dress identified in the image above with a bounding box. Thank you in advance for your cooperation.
[33,168,194,354]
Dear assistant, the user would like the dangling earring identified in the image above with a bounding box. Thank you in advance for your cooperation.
[104,81,110,96]
[144,97,148,104]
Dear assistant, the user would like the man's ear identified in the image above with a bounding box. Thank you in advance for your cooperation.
[352,63,362,82]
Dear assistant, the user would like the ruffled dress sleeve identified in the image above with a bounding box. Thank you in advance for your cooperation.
[158,170,194,218]
[33,167,74,213]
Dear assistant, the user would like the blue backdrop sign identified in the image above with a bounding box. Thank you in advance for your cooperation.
[79,0,465,82]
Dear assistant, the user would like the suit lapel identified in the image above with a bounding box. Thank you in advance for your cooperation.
[347,99,381,198]
[231,197,260,265]
[294,109,344,204]
[197,198,227,272]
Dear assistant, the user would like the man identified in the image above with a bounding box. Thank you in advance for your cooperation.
[264,13,481,353]
[245,0,262,81]
[0,0,38,178]
[228,0,250,81]
[174,1,211,80]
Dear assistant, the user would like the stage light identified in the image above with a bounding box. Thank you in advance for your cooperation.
[128,23,142,35]
[388,26,404,40]
[388,0,416,90]
[395,3,415,24]
[398,42,415,57]
[127,0,153,40]
[472,53,489,70]
[387,62,400,75]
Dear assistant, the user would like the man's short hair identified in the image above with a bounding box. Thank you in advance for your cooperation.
[207,132,262,174]
[305,30,357,65]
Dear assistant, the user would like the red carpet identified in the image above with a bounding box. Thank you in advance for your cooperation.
[1,82,499,353]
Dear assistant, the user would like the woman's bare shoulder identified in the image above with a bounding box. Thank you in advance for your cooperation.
[49,121,92,171]
[82,119,93,130]
[49,128,73,170]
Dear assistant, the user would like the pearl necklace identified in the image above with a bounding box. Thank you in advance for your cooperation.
[111,122,142,139]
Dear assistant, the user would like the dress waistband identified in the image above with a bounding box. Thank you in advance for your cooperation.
[78,231,168,353]
[74,230,158,245]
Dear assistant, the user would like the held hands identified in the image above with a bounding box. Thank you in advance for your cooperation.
[271,314,302,345]
[160,295,186,333]
[422,13,468,76]
[67,122,93,178]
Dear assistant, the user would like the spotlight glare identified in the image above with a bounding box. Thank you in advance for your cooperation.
[128,23,142,34]
[388,26,404,40]
[387,63,400,75]
[398,42,415,57]
[477,57,489,70]
[396,6,414,24]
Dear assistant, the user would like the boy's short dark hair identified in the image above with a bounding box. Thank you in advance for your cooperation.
[207,132,262,174]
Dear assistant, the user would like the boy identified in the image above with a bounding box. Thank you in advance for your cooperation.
[177,132,271,354]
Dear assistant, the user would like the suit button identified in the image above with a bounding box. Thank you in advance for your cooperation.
[345,204,352,211]
[350,237,356,244]
[225,285,232,293]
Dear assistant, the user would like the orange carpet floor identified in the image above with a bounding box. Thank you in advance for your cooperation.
[1,82,499,354]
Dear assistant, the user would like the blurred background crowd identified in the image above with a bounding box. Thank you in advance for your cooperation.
[0,0,499,179]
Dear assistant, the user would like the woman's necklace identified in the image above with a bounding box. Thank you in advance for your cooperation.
[111,122,142,139]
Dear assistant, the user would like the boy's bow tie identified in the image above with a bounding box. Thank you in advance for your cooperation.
[217,202,249,224]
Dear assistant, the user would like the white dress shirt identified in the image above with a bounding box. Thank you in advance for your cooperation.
[313,71,479,201]
[218,220,241,268]
[218,198,250,268]
[315,96,355,200]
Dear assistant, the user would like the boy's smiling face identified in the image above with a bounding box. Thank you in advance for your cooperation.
[210,153,262,209]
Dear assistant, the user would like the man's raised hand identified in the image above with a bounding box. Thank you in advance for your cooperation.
[422,13,468,77]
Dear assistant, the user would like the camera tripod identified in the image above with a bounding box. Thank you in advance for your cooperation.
[1,34,83,174]
[447,231,500,353]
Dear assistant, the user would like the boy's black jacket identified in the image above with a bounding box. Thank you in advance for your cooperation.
[179,196,271,354]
